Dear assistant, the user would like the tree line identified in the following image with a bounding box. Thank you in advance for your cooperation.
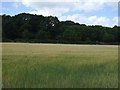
[1,13,119,44]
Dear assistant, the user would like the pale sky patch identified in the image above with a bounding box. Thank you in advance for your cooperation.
[1,0,119,27]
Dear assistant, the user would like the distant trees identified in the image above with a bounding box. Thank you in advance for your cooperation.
[2,13,119,44]
[36,30,50,40]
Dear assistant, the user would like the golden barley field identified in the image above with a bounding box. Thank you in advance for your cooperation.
[2,43,118,88]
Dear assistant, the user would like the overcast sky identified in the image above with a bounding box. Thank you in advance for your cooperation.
[1,0,119,27]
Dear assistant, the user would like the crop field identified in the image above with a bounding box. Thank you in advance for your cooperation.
[2,43,118,88]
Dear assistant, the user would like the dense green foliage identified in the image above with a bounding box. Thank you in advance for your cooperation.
[2,13,119,44]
